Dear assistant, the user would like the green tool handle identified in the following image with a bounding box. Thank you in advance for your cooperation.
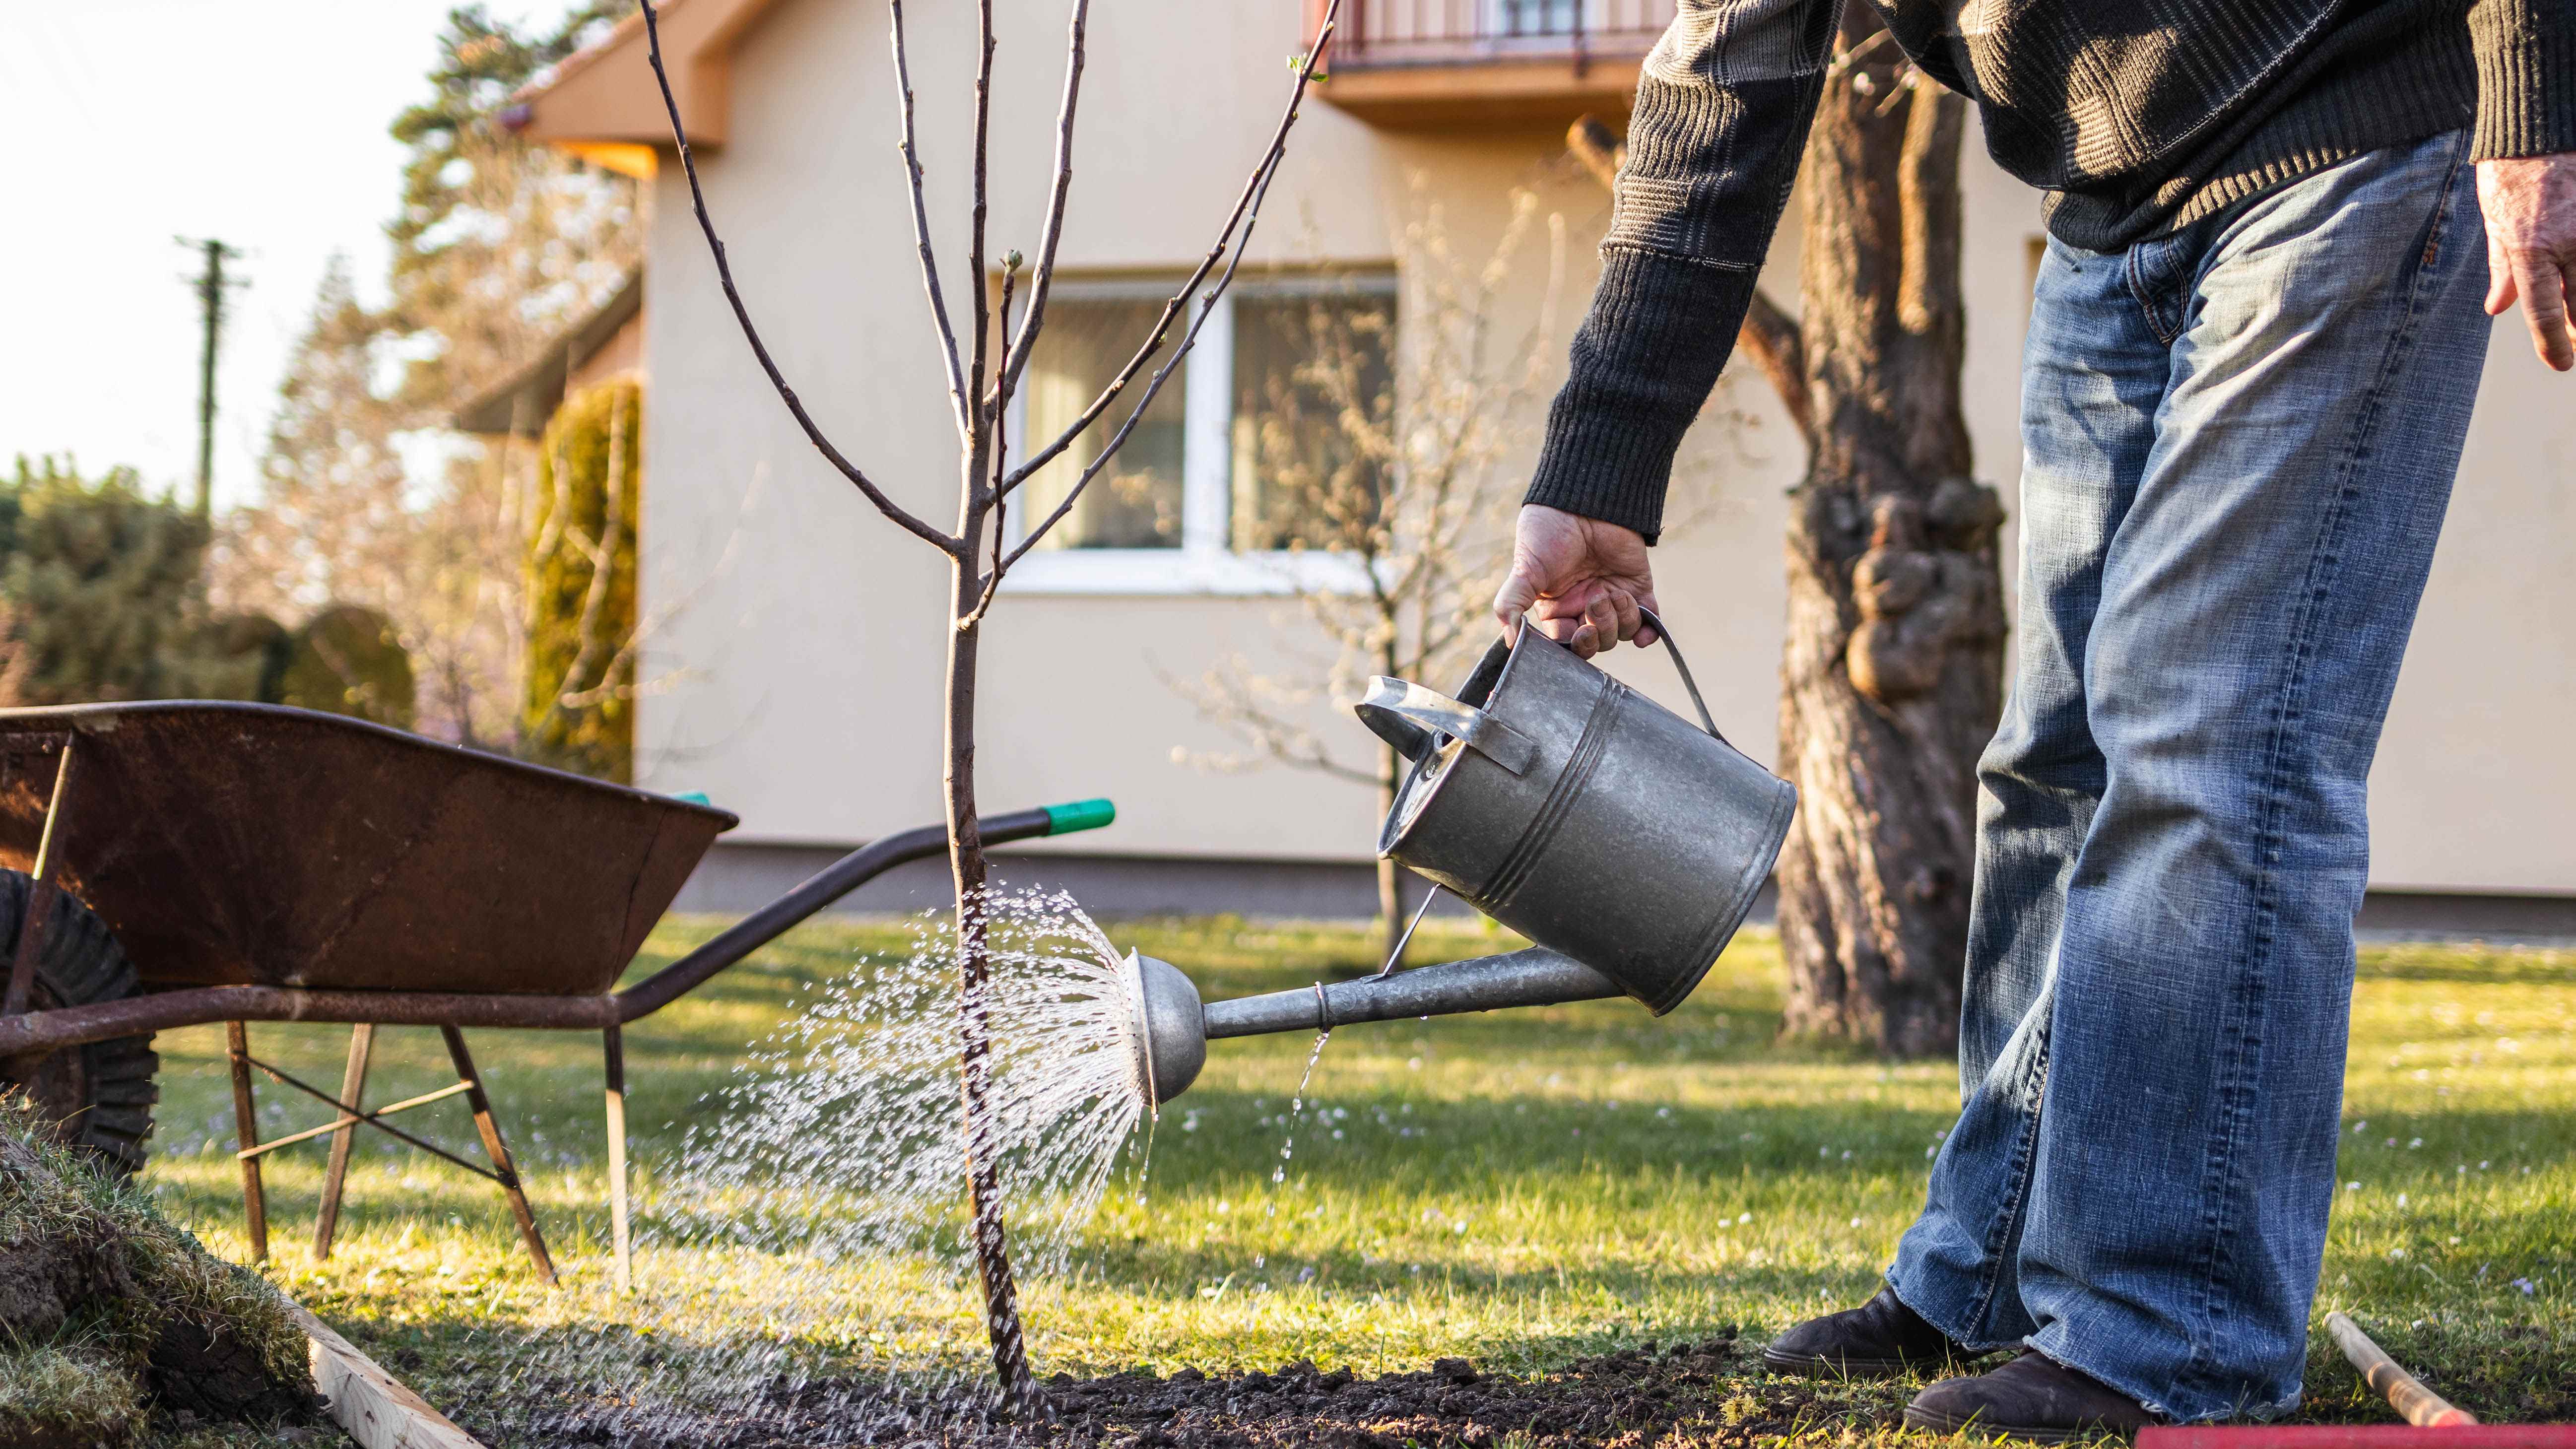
[1043,797,1117,836]
[617,797,1116,1022]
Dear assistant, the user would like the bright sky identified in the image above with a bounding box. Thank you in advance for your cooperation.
[0,0,595,512]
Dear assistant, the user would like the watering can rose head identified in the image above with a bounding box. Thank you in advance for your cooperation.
[1123,951,1207,1107]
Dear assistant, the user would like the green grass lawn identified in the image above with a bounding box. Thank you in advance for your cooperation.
[134,918,2574,1444]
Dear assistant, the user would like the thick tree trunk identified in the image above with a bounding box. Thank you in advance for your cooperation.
[1377,749,1407,963]
[1773,9,2006,1056]
[945,547,1040,1413]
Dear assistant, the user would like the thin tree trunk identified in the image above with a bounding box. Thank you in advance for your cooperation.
[1773,5,2006,1056]
[946,501,1039,1413]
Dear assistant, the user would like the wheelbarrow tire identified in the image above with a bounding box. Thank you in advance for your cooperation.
[0,869,157,1175]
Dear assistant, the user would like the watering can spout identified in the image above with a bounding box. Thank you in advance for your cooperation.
[1127,947,1619,1106]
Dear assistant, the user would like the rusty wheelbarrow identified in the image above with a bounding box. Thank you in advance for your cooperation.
[0,701,1114,1288]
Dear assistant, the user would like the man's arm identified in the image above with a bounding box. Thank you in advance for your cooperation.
[2466,0,2576,369]
[1498,0,1837,657]
[1520,0,1838,548]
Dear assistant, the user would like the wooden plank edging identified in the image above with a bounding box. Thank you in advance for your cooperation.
[282,1302,486,1449]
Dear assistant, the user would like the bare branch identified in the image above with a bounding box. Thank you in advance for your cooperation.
[1172,192,1547,799]
[890,0,969,441]
[1002,11,1341,562]
[1000,3,1344,502]
[1738,289,1812,438]
[1566,114,1624,190]
[638,0,958,553]
[965,0,998,423]
[565,462,768,711]
[527,388,633,747]
[960,263,1020,630]
[1159,659,1383,788]
[998,0,1091,402]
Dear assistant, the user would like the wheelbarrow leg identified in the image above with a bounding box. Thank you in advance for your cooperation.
[226,1021,267,1262]
[313,1023,374,1262]
[603,1024,631,1293]
[437,1026,555,1285]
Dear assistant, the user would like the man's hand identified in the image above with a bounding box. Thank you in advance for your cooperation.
[2480,154,2576,372]
[1492,504,1658,659]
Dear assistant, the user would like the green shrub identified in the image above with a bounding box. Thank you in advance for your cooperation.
[278,603,415,728]
[2,458,222,706]
[191,611,292,706]
[522,379,640,781]
[0,459,414,721]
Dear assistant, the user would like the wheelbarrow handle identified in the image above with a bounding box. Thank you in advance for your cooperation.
[613,798,1116,1022]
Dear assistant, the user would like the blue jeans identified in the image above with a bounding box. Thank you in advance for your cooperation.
[1885,131,2492,1424]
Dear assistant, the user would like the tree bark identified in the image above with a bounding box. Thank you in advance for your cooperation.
[946,513,1039,1413]
[1377,749,1406,963]
[1773,6,2005,1055]
[945,636,1038,1412]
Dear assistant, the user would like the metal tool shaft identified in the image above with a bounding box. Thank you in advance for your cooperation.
[1201,946,1621,1040]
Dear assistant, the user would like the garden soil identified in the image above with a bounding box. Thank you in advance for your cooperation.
[474,1336,1905,1448]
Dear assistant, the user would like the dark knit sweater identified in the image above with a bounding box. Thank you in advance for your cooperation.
[1527,0,2576,543]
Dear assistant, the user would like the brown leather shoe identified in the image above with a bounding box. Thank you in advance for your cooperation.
[1904,1350,2161,1441]
[1761,1287,1981,1378]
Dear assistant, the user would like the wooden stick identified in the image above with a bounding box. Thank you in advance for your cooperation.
[227,1020,267,1261]
[287,1300,485,1449]
[237,1079,471,1159]
[2141,1428,2576,1447]
[2325,1312,2478,1428]
[603,1024,631,1294]
[312,1023,374,1261]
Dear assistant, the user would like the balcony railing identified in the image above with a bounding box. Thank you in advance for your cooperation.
[1311,0,1676,71]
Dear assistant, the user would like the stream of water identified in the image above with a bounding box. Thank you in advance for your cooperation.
[1266,1030,1332,1216]
[477,886,1155,1444]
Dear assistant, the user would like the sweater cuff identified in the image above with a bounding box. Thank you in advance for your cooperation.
[2470,7,2576,158]
[1523,246,1761,545]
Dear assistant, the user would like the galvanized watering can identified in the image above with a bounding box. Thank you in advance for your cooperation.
[1128,612,1797,1105]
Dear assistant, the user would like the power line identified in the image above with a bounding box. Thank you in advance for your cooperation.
[177,236,248,520]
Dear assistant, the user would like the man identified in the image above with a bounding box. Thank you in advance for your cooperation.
[1492,0,2573,1435]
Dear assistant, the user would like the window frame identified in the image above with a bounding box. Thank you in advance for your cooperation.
[998,271,1398,598]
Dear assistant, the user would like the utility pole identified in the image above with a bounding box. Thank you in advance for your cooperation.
[179,237,247,521]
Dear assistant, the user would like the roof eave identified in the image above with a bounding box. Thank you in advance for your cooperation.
[502,0,792,159]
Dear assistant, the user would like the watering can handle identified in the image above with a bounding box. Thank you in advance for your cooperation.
[1355,678,1539,776]
[1636,607,1733,749]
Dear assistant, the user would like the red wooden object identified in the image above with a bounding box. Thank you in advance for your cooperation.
[2142,1427,2576,1448]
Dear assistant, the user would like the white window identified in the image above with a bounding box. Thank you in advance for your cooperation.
[1004,274,1397,596]
[1492,0,1584,37]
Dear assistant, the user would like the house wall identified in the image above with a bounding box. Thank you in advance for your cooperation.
[636,0,2576,911]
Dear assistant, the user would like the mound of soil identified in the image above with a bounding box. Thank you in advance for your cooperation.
[0,1118,321,1444]
[480,1336,1891,1448]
